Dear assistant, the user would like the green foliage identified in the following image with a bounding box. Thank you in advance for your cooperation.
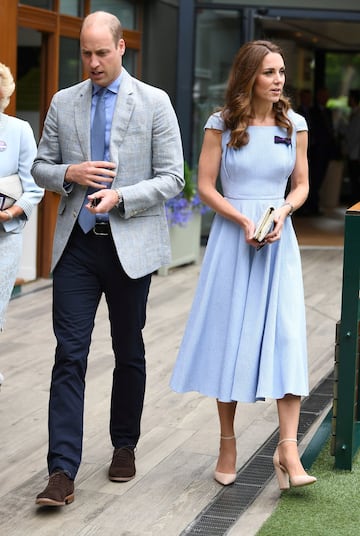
[326,52,360,102]
[165,161,210,226]
[182,161,197,202]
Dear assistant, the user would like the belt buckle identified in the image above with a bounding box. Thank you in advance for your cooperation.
[93,222,109,236]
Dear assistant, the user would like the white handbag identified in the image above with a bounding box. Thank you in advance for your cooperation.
[0,174,23,209]
[253,206,275,243]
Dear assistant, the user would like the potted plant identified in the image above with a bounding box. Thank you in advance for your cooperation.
[158,162,210,275]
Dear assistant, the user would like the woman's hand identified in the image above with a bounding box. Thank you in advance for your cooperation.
[260,204,291,245]
[0,210,12,223]
[0,205,23,222]
[243,218,260,248]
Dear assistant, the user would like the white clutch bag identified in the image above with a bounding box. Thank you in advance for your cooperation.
[253,206,275,242]
[0,174,23,210]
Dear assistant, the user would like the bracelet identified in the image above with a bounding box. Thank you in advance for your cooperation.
[282,202,294,216]
[3,209,13,220]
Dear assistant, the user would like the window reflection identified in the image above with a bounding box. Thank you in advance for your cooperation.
[193,9,242,163]
[122,49,137,76]
[90,0,137,29]
[59,37,81,89]
[59,0,82,17]
[194,9,242,236]
[16,28,41,141]
[20,0,53,8]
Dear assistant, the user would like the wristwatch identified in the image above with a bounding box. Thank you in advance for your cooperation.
[115,188,124,210]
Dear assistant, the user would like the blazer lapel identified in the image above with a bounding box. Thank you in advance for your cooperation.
[110,70,135,172]
[75,81,92,160]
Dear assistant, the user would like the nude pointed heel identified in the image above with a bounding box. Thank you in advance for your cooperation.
[273,438,317,490]
[214,435,237,486]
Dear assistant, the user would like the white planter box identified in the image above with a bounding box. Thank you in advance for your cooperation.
[158,212,201,276]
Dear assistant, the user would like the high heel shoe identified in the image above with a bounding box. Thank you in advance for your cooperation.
[273,438,317,490]
[214,435,237,486]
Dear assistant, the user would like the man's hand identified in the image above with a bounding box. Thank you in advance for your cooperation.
[65,161,116,188]
[86,189,120,213]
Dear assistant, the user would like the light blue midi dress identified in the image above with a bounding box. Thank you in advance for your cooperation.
[170,109,309,403]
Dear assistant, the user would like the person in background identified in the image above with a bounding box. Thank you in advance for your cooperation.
[305,87,336,215]
[296,88,312,171]
[0,63,44,384]
[345,89,360,206]
[171,40,316,491]
[32,11,184,507]
[297,88,312,124]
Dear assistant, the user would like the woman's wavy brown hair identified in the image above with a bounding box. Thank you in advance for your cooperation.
[221,40,292,148]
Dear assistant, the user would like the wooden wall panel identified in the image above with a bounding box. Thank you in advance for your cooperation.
[0,0,18,116]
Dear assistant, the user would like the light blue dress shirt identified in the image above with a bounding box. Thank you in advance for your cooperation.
[92,72,122,162]
[91,73,122,222]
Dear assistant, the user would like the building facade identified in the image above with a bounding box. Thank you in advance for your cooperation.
[1,0,359,278]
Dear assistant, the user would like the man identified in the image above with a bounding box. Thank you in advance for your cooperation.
[305,87,336,215]
[297,88,312,124]
[345,89,360,205]
[32,11,184,506]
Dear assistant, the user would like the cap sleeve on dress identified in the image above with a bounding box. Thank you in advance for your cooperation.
[288,108,308,132]
[204,112,224,131]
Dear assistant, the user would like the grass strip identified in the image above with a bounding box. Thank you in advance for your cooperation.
[257,439,360,536]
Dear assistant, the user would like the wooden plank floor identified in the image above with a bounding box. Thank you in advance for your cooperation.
[293,209,345,247]
[0,244,343,536]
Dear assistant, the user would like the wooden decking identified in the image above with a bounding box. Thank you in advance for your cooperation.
[0,241,343,535]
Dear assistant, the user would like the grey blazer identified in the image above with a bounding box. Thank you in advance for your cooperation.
[32,69,184,278]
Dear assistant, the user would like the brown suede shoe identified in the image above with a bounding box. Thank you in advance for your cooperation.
[35,472,74,506]
[108,447,136,482]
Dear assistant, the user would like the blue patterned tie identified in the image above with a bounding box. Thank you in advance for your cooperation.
[78,87,106,233]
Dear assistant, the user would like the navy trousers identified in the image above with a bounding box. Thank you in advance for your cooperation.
[48,223,151,479]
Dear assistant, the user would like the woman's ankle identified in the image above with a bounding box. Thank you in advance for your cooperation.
[216,437,236,472]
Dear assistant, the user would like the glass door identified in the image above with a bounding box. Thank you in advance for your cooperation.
[325,51,360,204]
[193,8,243,165]
[16,28,42,142]
[193,8,243,236]
[15,28,42,280]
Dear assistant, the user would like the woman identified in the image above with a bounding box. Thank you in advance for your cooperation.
[170,41,316,490]
[0,63,44,377]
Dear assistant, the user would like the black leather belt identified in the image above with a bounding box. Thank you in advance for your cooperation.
[93,221,110,236]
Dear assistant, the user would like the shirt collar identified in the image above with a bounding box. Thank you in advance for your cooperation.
[92,71,122,96]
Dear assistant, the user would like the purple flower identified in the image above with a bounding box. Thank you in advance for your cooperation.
[165,191,210,227]
[166,162,211,227]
